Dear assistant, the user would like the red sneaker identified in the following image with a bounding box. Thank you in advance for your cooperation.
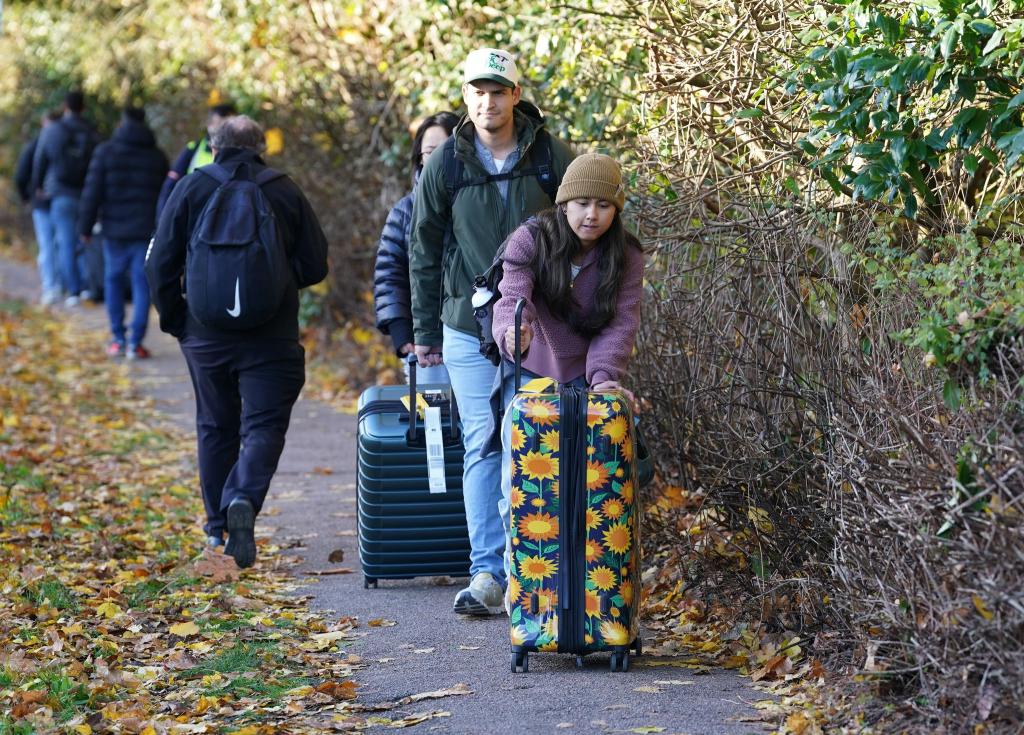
[126,345,152,360]
[106,342,125,358]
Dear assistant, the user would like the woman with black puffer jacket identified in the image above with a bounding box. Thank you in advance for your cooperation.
[373,112,459,384]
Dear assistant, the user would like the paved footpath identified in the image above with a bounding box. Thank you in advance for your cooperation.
[1,253,768,735]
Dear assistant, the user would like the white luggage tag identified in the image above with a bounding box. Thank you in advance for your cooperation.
[424,406,447,494]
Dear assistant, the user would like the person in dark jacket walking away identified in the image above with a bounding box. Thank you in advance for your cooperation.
[78,106,168,359]
[31,90,100,307]
[373,111,458,384]
[146,115,328,568]
[409,48,576,616]
[14,109,63,305]
[155,103,236,221]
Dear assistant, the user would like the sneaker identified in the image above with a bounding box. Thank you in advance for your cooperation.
[453,572,505,616]
[206,535,225,548]
[64,295,80,308]
[126,345,151,360]
[41,291,60,306]
[106,342,125,358]
[224,498,257,569]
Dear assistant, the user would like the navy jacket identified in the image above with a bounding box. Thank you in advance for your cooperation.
[146,148,329,341]
[78,120,169,241]
[373,189,416,354]
[30,114,100,198]
[14,135,49,210]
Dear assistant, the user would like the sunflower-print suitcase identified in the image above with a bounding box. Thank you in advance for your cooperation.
[507,383,642,673]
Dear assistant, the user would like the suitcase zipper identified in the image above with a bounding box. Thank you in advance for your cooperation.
[558,386,587,654]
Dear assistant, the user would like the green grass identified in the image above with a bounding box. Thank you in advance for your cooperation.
[186,641,278,677]
[23,580,80,612]
[35,668,90,723]
[0,716,36,735]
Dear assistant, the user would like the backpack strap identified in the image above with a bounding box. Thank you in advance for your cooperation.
[253,168,286,186]
[198,163,285,187]
[441,137,463,203]
[197,163,231,185]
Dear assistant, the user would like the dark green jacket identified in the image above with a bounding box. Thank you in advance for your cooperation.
[409,109,575,344]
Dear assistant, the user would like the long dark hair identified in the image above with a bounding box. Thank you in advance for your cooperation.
[527,206,642,338]
[411,111,459,177]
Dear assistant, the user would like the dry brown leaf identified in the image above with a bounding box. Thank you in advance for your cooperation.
[315,680,359,700]
[328,549,345,563]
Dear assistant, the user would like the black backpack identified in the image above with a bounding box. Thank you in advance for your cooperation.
[56,119,96,188]
[185,163,292,330]
[444,101,560,364]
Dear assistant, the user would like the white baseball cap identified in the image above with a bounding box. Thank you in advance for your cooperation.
[463,48,520,88]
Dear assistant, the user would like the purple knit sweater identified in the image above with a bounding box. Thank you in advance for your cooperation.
[492,223,644,385]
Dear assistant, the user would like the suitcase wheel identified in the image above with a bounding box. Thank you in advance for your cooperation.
[610,650,630,672]
[632,636,643,657]
[511,650,528,674]
[363,577,378,589]
[574,655,585,669]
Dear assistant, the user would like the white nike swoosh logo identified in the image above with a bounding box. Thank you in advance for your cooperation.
[226,278,241,317]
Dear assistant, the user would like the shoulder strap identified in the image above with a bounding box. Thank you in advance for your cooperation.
[197,163,231,184]
[528,129,558,203]
[441,137,463,203]
[197,163,284,187]
[253,168,285,186]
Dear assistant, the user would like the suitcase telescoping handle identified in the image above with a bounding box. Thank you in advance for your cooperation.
[514,298,526,392]
[405,353,460,444]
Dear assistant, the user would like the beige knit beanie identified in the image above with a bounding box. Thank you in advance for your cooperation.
[555,152,625,211]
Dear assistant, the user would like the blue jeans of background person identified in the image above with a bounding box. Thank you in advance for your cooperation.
[442,324,504,585]
[180,336,306,539]
[498,363,587,579]
[50,195,83,297]
[31,207,60,299]
[103,238,151,348]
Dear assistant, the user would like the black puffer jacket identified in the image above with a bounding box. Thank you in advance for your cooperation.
[78,120,169,240]
[373,189,416,354]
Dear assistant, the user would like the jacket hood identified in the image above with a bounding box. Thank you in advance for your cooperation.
[114,120,157,147]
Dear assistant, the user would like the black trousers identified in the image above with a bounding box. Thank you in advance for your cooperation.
[180,336,305,537]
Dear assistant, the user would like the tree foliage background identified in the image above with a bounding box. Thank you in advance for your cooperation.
[1,0,1022,730]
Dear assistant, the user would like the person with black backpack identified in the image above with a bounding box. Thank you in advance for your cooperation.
[145,115,328,569]
[408,47,575,616]
[31,90,100,307]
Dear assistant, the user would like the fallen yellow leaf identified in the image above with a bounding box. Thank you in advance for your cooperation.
[169,621,200,637]
[95,601,122,619]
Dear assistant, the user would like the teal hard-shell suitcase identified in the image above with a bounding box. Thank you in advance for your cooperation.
[355,360,469,588]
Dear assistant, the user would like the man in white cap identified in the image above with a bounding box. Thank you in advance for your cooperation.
[408,48,575,615]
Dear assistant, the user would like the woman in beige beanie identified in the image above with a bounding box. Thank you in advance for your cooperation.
[481,151,646,615]
[491,151,642,397]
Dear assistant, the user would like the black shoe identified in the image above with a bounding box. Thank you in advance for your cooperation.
[224,498,256,569]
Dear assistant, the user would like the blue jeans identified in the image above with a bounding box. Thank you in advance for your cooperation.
[104,239,151,347]
[31,208,60,298]
[404,360,450,386]
[50,195,83,296]
[442,324,504,585]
